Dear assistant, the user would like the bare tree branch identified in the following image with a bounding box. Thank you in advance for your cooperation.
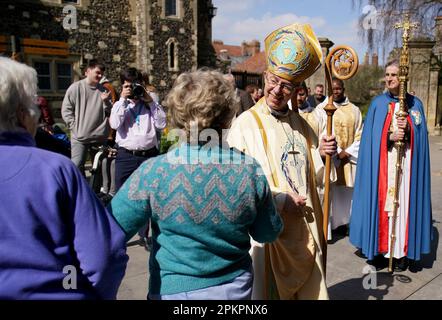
[354,0,441,56]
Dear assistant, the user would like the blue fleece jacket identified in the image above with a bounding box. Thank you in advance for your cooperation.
[0,130,128,299]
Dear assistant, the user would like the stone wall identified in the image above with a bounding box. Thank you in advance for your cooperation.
[197,0,217,68]
[0,0,137,84]
[434,16,442,132]
[1,2,69,44]
[434,17,442,61]
[1,0,219,108]
[429,57,440,131]
[147,0,198,100]
[409,39,437,134]
[305,38,334,94]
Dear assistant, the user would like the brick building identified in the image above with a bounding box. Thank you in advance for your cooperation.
[213,39,264,88]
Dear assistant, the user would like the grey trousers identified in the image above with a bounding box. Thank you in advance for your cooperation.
[101,157,116,195]
[71,139,103,175]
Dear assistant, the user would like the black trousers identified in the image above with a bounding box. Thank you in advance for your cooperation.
[115,147,159,192]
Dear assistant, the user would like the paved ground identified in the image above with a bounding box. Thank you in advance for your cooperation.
[117,135,442,300]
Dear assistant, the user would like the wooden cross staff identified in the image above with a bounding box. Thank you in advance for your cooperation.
[322,46,359,274]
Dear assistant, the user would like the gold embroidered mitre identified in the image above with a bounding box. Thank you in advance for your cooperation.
[265,23,322,84]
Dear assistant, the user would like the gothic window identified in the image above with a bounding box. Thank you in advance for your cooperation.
[166,38,178,71]
[169,42,175,69]
[61,0,81,5]
[165,0,177,17]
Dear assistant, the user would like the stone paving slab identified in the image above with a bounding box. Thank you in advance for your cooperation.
[123,244,149,279]
[117,244,149,300]
[406,273,442,300]
[117,268,148,300]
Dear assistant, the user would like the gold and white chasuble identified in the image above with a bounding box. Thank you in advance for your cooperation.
[299,106,327,141]
[227,98,328,300]
[288,100,327,140]
[317,98,362,238]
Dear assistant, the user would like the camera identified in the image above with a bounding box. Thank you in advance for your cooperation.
[129,82,145,99]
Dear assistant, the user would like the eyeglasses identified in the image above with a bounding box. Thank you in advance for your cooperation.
[265,74,295,94]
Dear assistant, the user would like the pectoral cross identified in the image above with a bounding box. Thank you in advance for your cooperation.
[288,149,305,188]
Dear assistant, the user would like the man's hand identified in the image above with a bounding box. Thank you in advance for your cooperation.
[390,129,405,142]
[396,116,409,132]
[319,135,337,157]
[276,192,307,215]
[390,116,409,142]
[101,90,111,101]
[121,85,132,99]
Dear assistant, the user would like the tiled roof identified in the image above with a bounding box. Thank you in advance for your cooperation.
[233,51,266,74]
[213,43,243,57]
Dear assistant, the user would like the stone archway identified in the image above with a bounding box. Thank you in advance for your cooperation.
[437,71,442,132]
[408,12,442,136]
[433,16,442,134]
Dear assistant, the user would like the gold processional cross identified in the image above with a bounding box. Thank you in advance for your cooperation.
[394,13,419,40]
[394,13,419,75]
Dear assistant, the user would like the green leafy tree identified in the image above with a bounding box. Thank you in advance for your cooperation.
[345,64,385,117]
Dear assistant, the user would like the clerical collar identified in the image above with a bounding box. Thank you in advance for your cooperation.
[268,105,290,118]
[334,96,346,104]
[324,96,349,107]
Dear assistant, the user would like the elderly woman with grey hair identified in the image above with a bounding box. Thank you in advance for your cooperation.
[0,57,128,299]
[109,69,283,300]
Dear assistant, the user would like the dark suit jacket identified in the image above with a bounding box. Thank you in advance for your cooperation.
[307,95,326,108]
[237,89,255,115]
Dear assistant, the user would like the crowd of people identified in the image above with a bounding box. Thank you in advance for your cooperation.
[0,21,433,300]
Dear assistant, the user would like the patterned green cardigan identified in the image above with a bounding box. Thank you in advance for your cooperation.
[109,143,283,295]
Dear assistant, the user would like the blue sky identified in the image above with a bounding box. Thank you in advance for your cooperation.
[212,0,376,63]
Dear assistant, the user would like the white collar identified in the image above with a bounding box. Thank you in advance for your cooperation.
[323,96,349,107]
